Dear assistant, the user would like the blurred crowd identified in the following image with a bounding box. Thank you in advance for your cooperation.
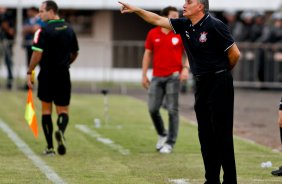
[0,7,44,90]
[1,7,282,90]
[221,10,282,82]
[0,7,15,90]
[222,10,282,44]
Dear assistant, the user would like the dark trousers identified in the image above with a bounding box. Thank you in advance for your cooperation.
[194,71,237,184]
[4,42,13,81]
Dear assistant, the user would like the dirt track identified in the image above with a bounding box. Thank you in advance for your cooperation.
[130,88,282,150]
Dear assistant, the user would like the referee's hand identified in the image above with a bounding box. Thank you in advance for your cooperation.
[27,71,34,89]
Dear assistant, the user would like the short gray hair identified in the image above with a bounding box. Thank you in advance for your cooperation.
[198,0,209,14]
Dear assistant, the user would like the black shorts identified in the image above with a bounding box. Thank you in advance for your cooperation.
[37,70,71,106]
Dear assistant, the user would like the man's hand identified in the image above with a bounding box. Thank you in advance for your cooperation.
[142,75,150,89]
[27,70,35,89]
[180,68,189,82]
[118,1,138,14]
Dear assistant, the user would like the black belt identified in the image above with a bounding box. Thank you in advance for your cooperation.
[194,69,228,81]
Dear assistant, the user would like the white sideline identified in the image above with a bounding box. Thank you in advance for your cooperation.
[169,178,190,184]
[75,124,130,155]
[0,119,66,184]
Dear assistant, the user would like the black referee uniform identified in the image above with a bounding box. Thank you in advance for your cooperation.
[170,14,237,183]
[32,19,79,106]
[31,18,79,155]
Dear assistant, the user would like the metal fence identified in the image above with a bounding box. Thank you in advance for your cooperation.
[233,43,282,88]
[1,40,282,90]
[112,41,282,88]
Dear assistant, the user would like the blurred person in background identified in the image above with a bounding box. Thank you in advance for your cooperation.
[0,7,15,90]
[142,6,189,154]
[223,10,243,42]
[250,11,266,42]
[236,11,254,42]
[257,12,282,82]
[250,11,266,83]
[22,7,44,90]
[267,12,282,43]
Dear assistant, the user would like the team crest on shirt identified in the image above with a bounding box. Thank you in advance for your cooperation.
[171,37,179,45]
[199,32,208,43]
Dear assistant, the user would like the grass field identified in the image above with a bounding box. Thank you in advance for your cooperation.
[0,90,281,184]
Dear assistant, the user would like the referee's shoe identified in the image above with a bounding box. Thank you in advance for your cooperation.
[55,130,66,155]
[271,166,282,176]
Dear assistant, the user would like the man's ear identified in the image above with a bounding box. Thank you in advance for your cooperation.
[198,3,204,12]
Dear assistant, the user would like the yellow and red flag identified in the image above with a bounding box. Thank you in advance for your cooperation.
[24,89,38,138]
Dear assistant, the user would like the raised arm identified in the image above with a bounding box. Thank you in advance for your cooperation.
[118,1,172,30]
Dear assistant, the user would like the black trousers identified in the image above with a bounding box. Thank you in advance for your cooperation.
[194,71,237,184]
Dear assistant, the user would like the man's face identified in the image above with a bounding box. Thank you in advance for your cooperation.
[183,0,203,18]
[38,3,50,22]
[167,10,179,19]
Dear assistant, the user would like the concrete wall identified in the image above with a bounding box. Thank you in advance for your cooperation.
[1,10,147,82]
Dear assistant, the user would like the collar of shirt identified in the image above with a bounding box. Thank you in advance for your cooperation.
[189,14,210,29]
[48,19,65,24]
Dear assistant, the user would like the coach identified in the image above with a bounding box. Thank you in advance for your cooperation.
[119,0,241,183]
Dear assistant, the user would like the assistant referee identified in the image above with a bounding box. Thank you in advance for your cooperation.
[27,0,79,155]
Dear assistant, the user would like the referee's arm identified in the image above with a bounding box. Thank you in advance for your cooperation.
[28,51,42,72]
[70,52,78,65]
[27,51,42,89]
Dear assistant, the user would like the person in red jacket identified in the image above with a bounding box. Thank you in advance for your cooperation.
[141,6,189,154]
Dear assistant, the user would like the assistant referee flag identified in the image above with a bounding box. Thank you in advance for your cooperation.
[25,89,38,138]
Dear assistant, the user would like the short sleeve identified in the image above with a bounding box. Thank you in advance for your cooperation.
[71,30,79,53]
[32,28,45,52]
[214,21,234,52]
[144,29,153,51]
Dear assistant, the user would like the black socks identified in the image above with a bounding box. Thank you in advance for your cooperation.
[42,115,53,149]
[42,113,69,149]
[57,113,69,134]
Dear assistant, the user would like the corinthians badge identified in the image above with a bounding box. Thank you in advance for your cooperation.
[199,32,208,43]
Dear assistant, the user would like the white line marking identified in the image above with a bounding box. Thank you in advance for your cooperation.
[0,119,66,184]
[169,178,190,184]
[75,124,130,155]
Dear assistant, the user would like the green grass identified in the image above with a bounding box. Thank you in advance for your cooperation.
[0,90,281,184]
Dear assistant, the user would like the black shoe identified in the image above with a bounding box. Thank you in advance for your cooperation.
[271,167,282,176]
[43,147,55,156]
[55,130,66,155]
